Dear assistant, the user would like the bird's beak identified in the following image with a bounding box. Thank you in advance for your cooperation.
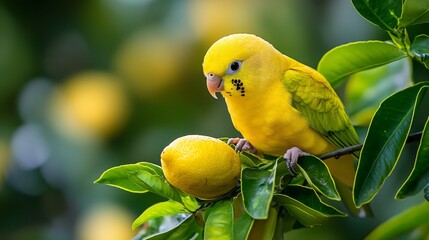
[206,73,224,99]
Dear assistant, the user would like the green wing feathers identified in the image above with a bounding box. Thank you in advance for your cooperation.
[283,69,360,159]
[283,67,372,217]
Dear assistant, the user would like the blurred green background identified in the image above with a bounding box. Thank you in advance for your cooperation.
[0,0,428,239]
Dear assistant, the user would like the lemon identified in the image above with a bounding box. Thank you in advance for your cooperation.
[161,135,241,199]
[50,71,128,139]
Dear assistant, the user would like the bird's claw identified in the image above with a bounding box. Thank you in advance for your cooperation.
[284,147,309,177]
[227,138,257,154]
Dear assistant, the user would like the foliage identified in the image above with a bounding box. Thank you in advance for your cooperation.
[365,202,429,240]
[96,152,346,239]
[96,0,429,239]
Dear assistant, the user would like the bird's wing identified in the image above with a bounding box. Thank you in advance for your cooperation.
[283,68,360,159]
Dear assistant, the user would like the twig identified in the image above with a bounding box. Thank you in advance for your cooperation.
[318,131,423,160]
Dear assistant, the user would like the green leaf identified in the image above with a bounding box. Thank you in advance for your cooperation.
[95,162,199,211]
[366,202,429,240]
[274,186,346,227]
[239,151,267,168]
[204,200,234,240]
[388,28,411,53]
[180,195,200,212]
[132,201,190,230]
[396,118,429,199]
[345,57,412,125]
[354,82,429,207]
[128,170,199,211]
[317,41,406,88]
[94,162,163,193]
[134,214,202,240]
[233,211,254,240]
[241,161,277,219]
[297,155,340,201]
[246,207,279,240]
[399,0,429,27]
[411,34,429,69]
[218,137,230,143]
[351,0,402,32]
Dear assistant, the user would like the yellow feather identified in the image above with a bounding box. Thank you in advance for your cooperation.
[203,33,358,188]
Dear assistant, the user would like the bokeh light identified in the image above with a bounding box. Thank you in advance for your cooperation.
[11,124,50,170]
[50,71,129,140]
[188,0,258,45]
[77,203,135,240]
[114,29,187,99]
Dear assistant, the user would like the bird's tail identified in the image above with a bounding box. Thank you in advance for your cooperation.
[336,179,373,217]
[325,153,373,217]
[324,153,355,189]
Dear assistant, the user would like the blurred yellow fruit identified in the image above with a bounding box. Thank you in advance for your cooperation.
[114,30,186,99]
[77,204,135,240]
[161,135,241,199]
[51,71,128,139]
[188,0,257,45]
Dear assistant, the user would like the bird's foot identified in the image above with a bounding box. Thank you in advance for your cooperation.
[227,138,257,154]
[284,147,309,176]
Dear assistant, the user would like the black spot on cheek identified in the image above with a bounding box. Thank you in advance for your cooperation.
[232,79,246,96]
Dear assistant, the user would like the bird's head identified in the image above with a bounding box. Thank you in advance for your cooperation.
[202,33,282,99]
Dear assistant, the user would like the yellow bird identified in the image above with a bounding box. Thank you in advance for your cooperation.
[203,33,367,215]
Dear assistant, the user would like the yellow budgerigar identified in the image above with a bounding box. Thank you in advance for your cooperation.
[202,33,369,216]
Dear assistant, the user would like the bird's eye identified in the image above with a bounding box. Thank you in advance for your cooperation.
[227,61,242,74]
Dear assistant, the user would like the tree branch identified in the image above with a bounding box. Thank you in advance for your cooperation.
[318,131,423,160]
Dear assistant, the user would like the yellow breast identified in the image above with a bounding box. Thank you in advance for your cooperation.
[223,77,334,156]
